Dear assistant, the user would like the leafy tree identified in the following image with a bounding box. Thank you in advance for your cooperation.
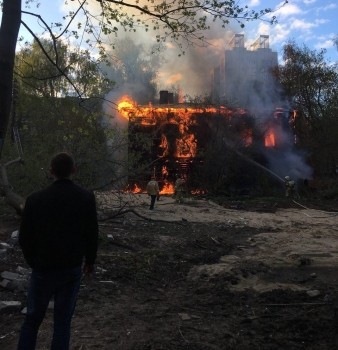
[10,38,119,192]
[16,38,69,97]
[6,95,114,195]
[275,41,338,177]
[16,38,111,98]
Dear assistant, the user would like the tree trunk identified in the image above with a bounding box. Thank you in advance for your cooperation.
[0,0,22,156]
[0,159,25,214]
[0,1,24,214]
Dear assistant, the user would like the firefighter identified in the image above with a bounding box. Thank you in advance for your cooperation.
[285,176,296,198]
[175,175,185,203]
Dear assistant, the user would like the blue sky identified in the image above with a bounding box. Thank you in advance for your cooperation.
[251,0,338,62]
[8,0,338,94]
[17,0,337,58]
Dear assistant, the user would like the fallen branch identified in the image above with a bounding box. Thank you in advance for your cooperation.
[178,324,189,343]
[193,240,208,249]
[99,208,187,224]
[107,239,137,251]
[210,236,221,245]
[265,302,328,307]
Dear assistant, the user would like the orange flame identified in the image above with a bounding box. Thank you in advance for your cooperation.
[160,182,175,194]
[161,165,169,177]
[176,133,197,158]
[118,101,232,125]
[117,96,136,119]
[265,129,276,147]
[159,135,169,157]
[125,183,143,193]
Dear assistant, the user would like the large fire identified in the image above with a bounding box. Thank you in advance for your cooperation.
[117,94,294,194]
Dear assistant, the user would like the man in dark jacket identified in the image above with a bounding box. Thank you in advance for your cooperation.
[17,152,98,350]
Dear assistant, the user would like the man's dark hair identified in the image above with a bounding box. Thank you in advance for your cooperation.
[50,152,75,179]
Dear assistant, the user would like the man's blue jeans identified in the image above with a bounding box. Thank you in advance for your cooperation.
[17,266,82,350]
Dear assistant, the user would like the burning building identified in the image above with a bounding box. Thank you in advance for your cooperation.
[107,34,307,194]
[117,95,294,194]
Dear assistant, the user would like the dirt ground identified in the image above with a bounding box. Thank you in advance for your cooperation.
[1,192,338,350]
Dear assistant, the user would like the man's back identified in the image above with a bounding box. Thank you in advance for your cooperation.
[19,178,98,270]
[17,152,99,350]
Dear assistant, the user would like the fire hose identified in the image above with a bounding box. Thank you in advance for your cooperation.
[292,199,338,218]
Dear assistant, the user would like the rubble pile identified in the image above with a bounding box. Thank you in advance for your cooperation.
[0,230,29,315]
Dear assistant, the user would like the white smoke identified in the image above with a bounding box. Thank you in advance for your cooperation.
[76,1,313,183]
[265,148,313,181]
[102,88,131,188]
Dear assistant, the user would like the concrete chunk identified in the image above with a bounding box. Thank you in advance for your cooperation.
[0,242,11,249]
[11,230,19,240]
[1,271,21,281]
[0,249,7,256]
[0,279,10,288]
[0,301,22,313]
[16,266,31,276]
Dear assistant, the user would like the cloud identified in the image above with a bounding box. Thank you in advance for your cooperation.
[270,23,292,45]
[274,2,303,17]
[290,18,317,30]
[258,0,333,55]
[314,34,335,49]
[320,3,337,11]
[247,0,261,6]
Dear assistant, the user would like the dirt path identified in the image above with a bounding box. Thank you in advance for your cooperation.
[1,193,338,349]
